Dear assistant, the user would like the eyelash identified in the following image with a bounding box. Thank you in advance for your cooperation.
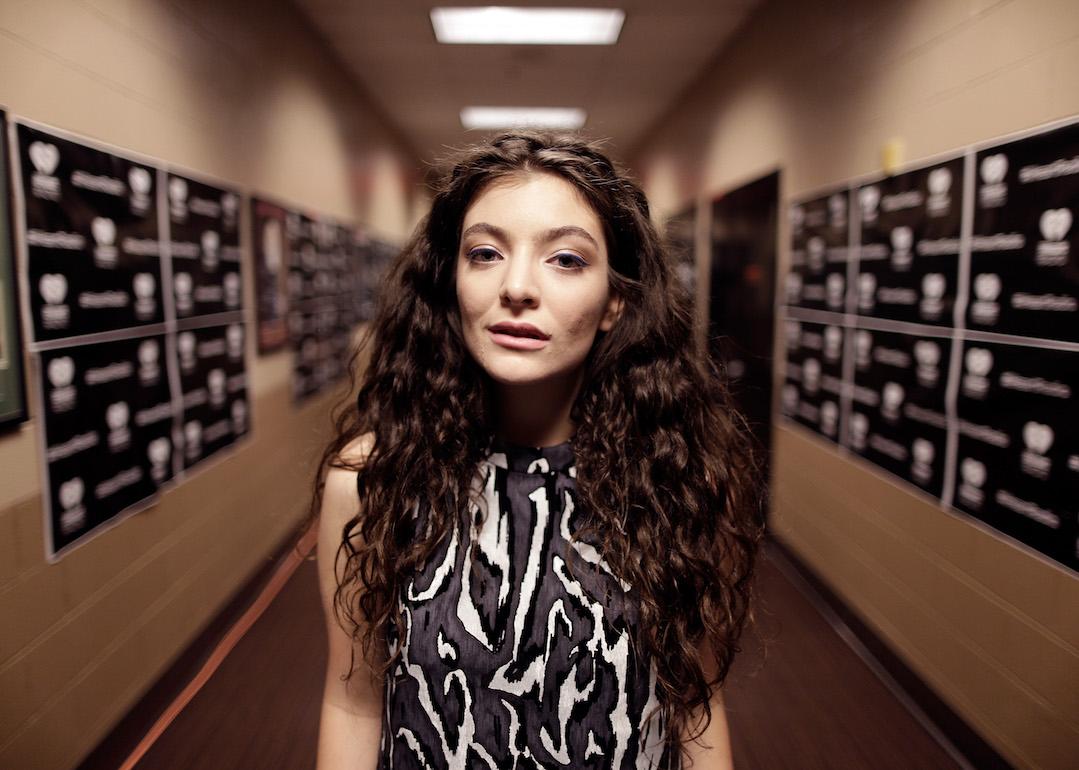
[466,247,588,270]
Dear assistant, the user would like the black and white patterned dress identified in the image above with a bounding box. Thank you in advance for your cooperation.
[379,439,676,769]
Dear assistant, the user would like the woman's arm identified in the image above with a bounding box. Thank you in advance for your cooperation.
[680,638,735,770]
[681,690,734,770]
[315,435,385,770]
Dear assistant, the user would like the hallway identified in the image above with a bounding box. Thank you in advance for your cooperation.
[80,540,966,770]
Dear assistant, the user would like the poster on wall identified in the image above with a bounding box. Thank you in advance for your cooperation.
[848,328,951,499]
[856,157,963,326]
[954,341,1078,570]
[357,237,396,322]
[251,197,289,353]
[0,109,28,429]
[166,172,242,321]
[176,322,249,469]
[288,214,366,404]
[12,120,253,559]
[779,318,845,444]
[969,121,1079,342]
[38,334,175,554]
[15,122,164,344]
[787,189,850,312]
[779,116,1079,573]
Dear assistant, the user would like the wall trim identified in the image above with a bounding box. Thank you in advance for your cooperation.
[768,535,1015,770]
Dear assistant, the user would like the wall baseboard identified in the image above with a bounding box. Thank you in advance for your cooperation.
[75,521,310,770]
[768,535,1015,770]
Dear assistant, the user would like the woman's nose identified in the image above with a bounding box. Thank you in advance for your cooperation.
[499,254,539,306]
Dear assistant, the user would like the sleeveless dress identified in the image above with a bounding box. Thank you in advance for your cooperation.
[378,439,677,769]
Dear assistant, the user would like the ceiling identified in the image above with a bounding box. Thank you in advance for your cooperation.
[291,0,762,165]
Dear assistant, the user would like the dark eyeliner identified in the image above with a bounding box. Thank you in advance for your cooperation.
[466,246,501,262]
[552,252,588,269]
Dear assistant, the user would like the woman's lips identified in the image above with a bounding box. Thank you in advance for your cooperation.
[489,330,549,350]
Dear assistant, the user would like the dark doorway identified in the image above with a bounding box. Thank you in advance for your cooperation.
[710,171,779,486]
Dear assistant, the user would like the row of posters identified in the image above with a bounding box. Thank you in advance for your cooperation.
[251,199,394,403]
[781,118,1079,572]
[14,119,251,559]
[10,117,393,559]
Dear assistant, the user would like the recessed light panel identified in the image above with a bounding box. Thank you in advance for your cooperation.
[431,7,624,45]
[460,107,587,130]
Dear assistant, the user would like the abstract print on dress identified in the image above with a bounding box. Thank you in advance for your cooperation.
[380,439,675,769]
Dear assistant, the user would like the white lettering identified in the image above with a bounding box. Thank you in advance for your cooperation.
[1018,157,1079,183]
[881,190,924,212]
[46,431,100,462]
[999,372,1071,398]
[972,233,1026,252]
[85,361,134,385]
[71,170,126,196]
[995,490,1060,528]
[78,291,129,308]
[135,402,174,426]
[122,237,160,256]
[959,420,1010,448]
[27,230,86,250]
[916,238,960,256]
[94,466,144,499]
[1011,293,1077,312]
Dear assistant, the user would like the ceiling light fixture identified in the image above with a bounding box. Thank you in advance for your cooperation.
[431,7,624,45]
[460,107,587,130]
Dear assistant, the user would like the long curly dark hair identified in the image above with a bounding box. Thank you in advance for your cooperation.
[307,130,764,766]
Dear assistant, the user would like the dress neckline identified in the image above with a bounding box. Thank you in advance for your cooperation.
[487,437,575,474]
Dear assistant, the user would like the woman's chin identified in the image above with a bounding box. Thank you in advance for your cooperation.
[481,363,570,389]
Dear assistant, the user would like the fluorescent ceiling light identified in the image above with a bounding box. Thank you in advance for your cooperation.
[461,107,587,130]
[431,7,624,45]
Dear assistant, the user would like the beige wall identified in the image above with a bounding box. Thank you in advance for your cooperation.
[632,1,1079,768]
[0,1,419,767]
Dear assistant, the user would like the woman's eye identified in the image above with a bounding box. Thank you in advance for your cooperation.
[467,247,501,263]
[551,252,587,269]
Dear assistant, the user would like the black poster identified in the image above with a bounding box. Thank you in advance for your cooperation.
[780,319,845,443]
[289,306,318,403]
[856,157,963,326]
[969,122,1079,341]
[787,190,850,312]
[167,172,242,320]
[358,238,396,322]
[39,334,174,554]
[849,328,951,498]
[176,322,249,469]
[954,341,1078,569]
[288,214,371,404]
[288,212,319,307]
[16,123,164,343]
[251,197,289,353]
[338,224,363,328]
[780,117,1079,573]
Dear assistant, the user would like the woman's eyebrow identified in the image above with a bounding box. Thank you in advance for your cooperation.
[538,225,598,249]
[461,222,508,242]
[460,222,599,249]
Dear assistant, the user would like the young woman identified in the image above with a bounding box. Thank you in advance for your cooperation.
[312,132,763,769]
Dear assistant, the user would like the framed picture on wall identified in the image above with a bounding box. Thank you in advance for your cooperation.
[251,197,290,353]
[0,108,28,430]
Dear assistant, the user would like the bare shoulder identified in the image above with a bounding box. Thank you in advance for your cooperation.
[337,431,376,467]
[321,432,375,532]
[317,434,374,623]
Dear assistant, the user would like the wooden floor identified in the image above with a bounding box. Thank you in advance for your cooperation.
[83,542,965,770]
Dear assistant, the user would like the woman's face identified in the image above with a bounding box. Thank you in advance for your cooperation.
[455,172,622,388]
